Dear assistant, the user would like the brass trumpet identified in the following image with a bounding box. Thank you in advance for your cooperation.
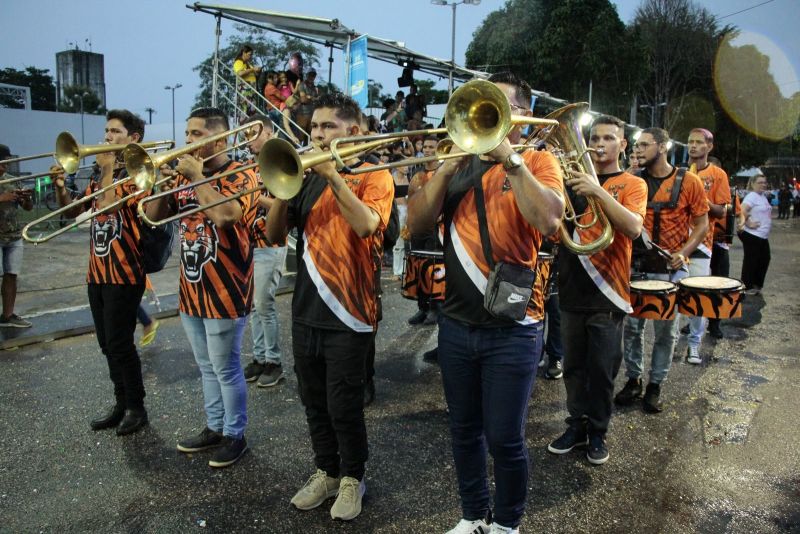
[0,134,173,185]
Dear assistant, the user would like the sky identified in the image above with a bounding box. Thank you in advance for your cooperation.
[1,0,797,137]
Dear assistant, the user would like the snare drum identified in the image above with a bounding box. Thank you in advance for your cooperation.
[630,280,678,320]
[401,250,445,302]
[677,276,745,319]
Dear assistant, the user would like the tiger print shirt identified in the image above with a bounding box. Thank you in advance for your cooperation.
[85,168,147,286]
[242,160,287,249]
[559,171,648,313]
[288,164,394,333]
[441,150,563,327]
[172,160,258,319]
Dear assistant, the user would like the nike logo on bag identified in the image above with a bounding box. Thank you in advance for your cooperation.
[507,293,525,304]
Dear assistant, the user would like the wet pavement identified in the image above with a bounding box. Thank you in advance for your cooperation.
[1,222,798,533]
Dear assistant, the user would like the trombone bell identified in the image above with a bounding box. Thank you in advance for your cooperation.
[258,138,304,201]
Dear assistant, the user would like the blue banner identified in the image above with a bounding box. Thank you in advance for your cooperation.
[348,35,368,109]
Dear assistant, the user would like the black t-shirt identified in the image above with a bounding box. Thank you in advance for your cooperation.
[558,172,625,313]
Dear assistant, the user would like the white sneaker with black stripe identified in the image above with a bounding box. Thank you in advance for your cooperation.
[687,345,701,365]
[446,518,490,534]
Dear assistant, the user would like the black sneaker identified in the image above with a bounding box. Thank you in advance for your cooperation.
[257,363,284,388]
[642,382,663,413]
[177,427,224,453]
[0,313,32,328]
[546,358,563,379]
[614,377,643,406]
[208,436,248,468]
[680,324,689,335]
[244,361,265,382]
[547,426,588,454]
[407,309,427,325]
[423,309,439,325]
[422,347,439,364]
[587,434,609,465]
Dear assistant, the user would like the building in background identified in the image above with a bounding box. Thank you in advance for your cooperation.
[56,49,106,109]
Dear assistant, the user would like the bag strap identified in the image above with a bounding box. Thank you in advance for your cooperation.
[472,172,496,269]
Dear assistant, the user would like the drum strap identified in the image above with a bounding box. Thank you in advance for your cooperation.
[634,167,686,244]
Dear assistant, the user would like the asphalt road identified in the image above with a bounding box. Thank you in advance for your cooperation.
[1,220,798,533]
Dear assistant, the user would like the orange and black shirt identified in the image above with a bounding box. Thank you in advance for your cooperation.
[172,160,258,319]
[559,171,648,313]
[85,168,147,286]
[242,161,287,249]
[695,163,731,254]
[640,167,708,254]
[288,163,394,333]
[441,150,563,327]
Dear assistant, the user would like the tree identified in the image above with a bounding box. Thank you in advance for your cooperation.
[631,0,733,130]
[414,79,448,105]
[368,79,391,108]
[0,67,56,111]
[193,23,321,115]
[465,0,644,117]
[59,85,105,115]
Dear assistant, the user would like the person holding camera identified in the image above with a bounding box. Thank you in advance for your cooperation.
[0,144,33,328]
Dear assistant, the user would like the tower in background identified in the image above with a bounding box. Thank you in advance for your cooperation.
[55,49,106,109]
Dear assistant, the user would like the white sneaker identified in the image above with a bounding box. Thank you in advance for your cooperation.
[687,345,702,365]
[490,524,519,534]
[290,469,340,510]
[330,476,366,521]
[446,518,491,534]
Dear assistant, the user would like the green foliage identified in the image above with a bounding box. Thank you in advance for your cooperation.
[0,67,56,111]
[193,24,321,114]
[368,79,391,108]
[414,79,449,105]
[59,85,105,115]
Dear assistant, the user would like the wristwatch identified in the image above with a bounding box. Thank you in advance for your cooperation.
[502,152,524,171]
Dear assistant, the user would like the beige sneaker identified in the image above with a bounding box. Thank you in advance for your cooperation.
[330,476,366,521]
[290,469,340,510]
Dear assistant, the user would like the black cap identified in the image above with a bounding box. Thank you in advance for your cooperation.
[0,144,11,160]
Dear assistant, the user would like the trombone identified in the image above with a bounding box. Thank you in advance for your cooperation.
[21,125,255,244]
[0,133,173,185]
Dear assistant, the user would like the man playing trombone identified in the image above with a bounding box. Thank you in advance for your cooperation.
[52,110,151,435]
[143,107,259,468]
[0,143,34,328]
[407,72,565,534]
[265,93,394,521]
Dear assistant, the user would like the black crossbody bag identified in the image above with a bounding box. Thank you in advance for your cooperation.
[473,174,536,321]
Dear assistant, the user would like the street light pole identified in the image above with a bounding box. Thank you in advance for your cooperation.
[431,0,481,97]
[164,83,183,142]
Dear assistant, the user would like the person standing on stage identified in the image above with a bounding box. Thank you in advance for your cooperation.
[615,127,708,413]
[546,115,647,465]
[265,93,393,521]
[408,72,565,534]
[52,110,149,435]
[145,107,258,468]
[241,114,288,388]
[0,143,34,328]
[406,135,443,326]
[686,128,733,343]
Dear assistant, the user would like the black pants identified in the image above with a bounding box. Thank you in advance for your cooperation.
[561,310,625,435]
[738,231,771,290]
[87,283,146,410]
[709,243,730,330]
[292,322,372,480]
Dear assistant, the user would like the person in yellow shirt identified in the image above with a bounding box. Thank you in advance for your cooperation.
[233,45,261,119]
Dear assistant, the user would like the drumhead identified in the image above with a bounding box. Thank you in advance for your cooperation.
[630,280,676,291]
[679,276,743,290]
[408,250,444,259]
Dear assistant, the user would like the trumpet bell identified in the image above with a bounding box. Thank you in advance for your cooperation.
[55,132,81,174]
[445,80,512,155]
[258,138,304,200]
[123,144,157,192]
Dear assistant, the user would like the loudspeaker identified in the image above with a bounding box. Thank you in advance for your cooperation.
[397,67,414,88]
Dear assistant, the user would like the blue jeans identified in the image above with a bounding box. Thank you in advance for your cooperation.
[251,246,287,365]
[685,257,710,349]
[180,313,248,439]
[438,315,543,528]
[623,270,688,384]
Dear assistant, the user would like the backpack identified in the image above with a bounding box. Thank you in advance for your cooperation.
[140,221,176,274]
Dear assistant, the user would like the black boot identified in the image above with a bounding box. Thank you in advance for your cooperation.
[708,320,724,339]
[90,404,125,431]
[642,383,663,413]
[116,408,149,436]
[614,378,643,406]
[364,379,375,407]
